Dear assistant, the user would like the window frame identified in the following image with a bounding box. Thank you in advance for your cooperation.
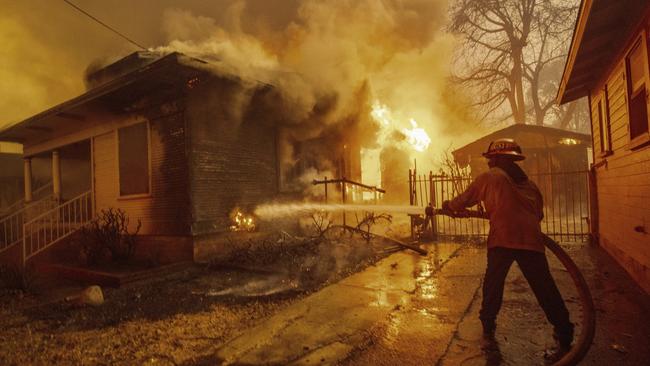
[625,32,650,150]
[595,87,613,157]
[116,120,152,199]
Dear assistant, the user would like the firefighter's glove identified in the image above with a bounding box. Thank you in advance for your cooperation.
[442,200,451,211]
[441,200,454,216]
[442,200,464,218]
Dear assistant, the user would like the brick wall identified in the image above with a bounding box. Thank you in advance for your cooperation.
[186,77,279,235]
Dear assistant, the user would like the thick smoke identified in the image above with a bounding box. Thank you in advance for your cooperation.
[1,0,485,181]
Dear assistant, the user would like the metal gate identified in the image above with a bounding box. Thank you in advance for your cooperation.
[409,169,592,243]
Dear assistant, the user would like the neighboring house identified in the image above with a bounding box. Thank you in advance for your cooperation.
[451,124,592,242]
[452,124,591,178]
[0,51,360,267]
[558,0,650,293]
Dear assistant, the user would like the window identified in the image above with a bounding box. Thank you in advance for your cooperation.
[625,34,650,148]
[118,122,150,196]
[597,87,612,156]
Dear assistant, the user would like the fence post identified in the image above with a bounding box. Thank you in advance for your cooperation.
[324,176,328,203]
[341,178,346,226]
[21,225,26,269]
[408,170,414,239]
[429,171,437,240]
[587,168,599,245]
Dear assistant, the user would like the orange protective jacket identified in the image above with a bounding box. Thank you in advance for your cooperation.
[448,167,545,253]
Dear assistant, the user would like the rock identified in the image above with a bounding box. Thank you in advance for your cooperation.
[611,343,627,354]
[65,286,104,307]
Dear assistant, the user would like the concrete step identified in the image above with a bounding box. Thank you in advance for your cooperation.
[41,261,194,288]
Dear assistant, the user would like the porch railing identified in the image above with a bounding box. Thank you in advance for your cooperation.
[1,182,53,217]
[0,210,25,254]
[22,191,92,264]
[0,195,58,254]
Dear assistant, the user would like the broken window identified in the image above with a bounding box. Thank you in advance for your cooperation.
[118,122,150,196]
[625,35,650,148]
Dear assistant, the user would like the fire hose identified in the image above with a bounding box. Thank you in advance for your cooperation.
[432,208,595,366]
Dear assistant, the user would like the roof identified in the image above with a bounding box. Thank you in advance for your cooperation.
[452,124,591,165]
[557,0,650,104]
[0,52,208,144]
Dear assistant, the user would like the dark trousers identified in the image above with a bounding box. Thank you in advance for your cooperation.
[480,247,574,345]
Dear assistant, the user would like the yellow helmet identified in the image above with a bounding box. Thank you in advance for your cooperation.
[482,138,525,161]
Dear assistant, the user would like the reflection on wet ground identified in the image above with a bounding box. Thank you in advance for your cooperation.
[346,242,650,366]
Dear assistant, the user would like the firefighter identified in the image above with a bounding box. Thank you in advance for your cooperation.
[442,138,573,360]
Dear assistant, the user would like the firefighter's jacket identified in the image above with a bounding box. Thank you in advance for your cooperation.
[448,167,545,253]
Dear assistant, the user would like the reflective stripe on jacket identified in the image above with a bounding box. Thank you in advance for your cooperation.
[448,167,545,253]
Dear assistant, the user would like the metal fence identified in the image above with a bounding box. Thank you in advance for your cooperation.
[409,170,591,243]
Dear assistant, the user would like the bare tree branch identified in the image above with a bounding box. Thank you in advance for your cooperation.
[449,0,587,130]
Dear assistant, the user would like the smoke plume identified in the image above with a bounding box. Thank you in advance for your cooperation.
[1,0,486,181]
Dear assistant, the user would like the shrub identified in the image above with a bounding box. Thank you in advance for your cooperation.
[80,208,141,265]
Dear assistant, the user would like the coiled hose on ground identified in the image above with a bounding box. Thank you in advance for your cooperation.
[433,208,596,366]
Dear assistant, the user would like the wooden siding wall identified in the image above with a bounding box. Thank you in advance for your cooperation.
[186,79,279,235]
[590,58,650,294]
[93,103,191,236]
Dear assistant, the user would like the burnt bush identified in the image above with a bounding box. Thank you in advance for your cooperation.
[80,208,141,265]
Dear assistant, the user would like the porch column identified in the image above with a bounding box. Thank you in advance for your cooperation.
[24,157,33,203]
[52,150,61,202]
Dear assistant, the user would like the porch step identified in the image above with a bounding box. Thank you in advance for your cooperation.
[41,261,194,288]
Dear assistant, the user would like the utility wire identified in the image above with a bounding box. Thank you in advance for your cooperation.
[62,0,147,50]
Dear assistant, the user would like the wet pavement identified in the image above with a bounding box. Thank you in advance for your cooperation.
[215,241,650,365]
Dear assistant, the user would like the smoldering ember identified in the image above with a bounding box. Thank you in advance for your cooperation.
[0,1,649,365]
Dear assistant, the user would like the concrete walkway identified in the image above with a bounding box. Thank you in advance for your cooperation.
[214,241,650,366]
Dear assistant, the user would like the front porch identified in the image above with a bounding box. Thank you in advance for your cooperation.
[0,140,92,268]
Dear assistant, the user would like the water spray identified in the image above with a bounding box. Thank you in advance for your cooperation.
[254,202,423,218]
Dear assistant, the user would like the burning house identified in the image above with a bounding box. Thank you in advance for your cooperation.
[558,0,650,293]
[0,51,362,267]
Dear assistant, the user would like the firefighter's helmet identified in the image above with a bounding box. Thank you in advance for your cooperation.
[482,138,525,161]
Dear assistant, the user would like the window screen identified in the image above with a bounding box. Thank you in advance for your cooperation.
[118,122,149,196]
[626,39,650,141]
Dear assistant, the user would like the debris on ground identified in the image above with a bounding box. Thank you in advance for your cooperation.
[0,225,402,365]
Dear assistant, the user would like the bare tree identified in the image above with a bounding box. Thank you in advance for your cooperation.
[439,150,471,195]
[449,0,587,130]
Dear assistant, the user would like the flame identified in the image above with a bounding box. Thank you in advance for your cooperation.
[402,119,431,152]
[361,101,433,199]
[370,101,392,128]
[369,101,431,152]
[558,137,579,145]
[230,210,256,232]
